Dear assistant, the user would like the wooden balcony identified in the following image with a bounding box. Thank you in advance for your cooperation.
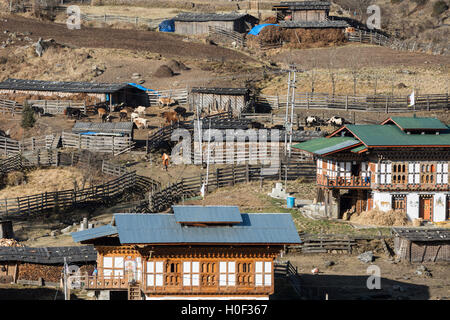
[77,275,129,290]
[317,175,371,189]
[374,183,449,192]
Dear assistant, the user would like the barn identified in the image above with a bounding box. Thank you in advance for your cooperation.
[0,78,148,107]
[173,12,259,35]
[72,122,134,137]
[392,228,450,263]
[0,245,97,286]
[189,87,251,116]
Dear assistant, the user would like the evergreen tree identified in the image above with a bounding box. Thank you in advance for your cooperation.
[21,101,36,129]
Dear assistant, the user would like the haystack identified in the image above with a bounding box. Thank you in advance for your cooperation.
[154,65,175,78]
[350,208,411,227]
[166,59,190,71]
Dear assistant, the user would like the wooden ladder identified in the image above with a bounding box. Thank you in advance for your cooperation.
[128,284,142,300]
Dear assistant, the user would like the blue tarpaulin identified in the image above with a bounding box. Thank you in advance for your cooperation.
[248,23,279,36]
[159,19,175,32]
[127,82,157,93]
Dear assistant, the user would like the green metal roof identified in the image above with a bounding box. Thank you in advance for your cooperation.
[386,117,448,131]
[345,124,450,147]
[292,137,361,155]
[350,145,367,153]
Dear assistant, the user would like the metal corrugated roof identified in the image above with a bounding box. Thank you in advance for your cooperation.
[173,205,243,223]
[392,228,450,242]
[279,20,349,28]
[0,78,139,94]
[345,124,450,147]
[71,224,118,243]
[173,12,250,22]
[385,117,449,131]
[191,87,249,95]
[0,246,97,264]
[292,137,361,155]
[72,122,134,135]
[273,1,331,10]
[113,213,301,244]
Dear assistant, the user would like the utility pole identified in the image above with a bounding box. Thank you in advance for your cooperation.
[284,64,297,157]
[63,257,69,300]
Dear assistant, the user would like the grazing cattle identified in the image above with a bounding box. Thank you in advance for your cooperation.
[102,113,112,123]
[134,106,147,116]
[0,129,10,137]
[250,121,264,129]
[32,106,45,117]
[131,112,139,122]
[113,102,125,112]
[305,116,321,127]
[327,116,346,127]
[173,106,187,120]
[133,117,148,129]
[158,97,176,107]
[272,125,285,130]
[97,107,107,119]
[119,109,128,121]
[64,107,82,119]
[161,111,179,125]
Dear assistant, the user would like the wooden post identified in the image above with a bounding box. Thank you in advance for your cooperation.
[427,95,430,111]
[385,96,388,113]
[345,95,348,111]
[245,164,249,183]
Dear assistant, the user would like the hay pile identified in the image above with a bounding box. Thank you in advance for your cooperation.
[154,65,175,78]
[248,25,346,49]
[350,208,411,227]
[0,238,24,247]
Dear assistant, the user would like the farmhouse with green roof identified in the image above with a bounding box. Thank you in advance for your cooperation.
[293,116,450,223]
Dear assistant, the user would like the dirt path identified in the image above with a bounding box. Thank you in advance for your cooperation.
[0,15,253,62]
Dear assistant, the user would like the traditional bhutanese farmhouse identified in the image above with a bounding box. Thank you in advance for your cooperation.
[292,116,450,222]
[173,12,259,35]
[392,228,450,263]
[0,78,148,107]
[71,206,301,300]
[272,1,349,29]
[189,87,250,116]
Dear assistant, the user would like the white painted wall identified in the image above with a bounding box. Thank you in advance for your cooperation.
[406,193,419,221]
[373,192,391,212]
[433,193,447,222]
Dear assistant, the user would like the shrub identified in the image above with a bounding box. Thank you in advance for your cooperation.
[432,0,449,16]
[21,101,36,129]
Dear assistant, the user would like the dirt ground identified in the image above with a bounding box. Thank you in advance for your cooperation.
[283,252,450,300]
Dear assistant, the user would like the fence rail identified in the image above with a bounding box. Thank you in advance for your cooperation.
[208,26,246,47]
[27,100,86,115]
[61,131,133,155]
[80,13,164,29]
[147,88,189,106]
[257,92,449,113]
[0,135,56,157]
[0,98,23,115]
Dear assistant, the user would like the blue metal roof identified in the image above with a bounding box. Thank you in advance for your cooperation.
[71,224,118,243]
[72,212,301,245]
[173,205,243,224]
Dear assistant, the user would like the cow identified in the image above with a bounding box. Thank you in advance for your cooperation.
[173,106,187,120]
[250,121,264,129]
[133,117,148,129]
[102,113,112,123]
[134,106,147,116]
[158,97,176,107]
[327,116,346,127]
[305,116,320,127]
[32,106,45,117]
[97,107,107,119]
[130,112,139,122]
[161,111,179,125]
[119,109,128,121]
[0,129,10,137]
[64,107,82,119]
[113,102,125,112]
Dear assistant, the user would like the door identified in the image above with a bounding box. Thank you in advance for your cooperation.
[419,195,433,221]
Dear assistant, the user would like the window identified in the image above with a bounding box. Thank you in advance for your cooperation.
[102,256,124,278]
[317,159,323,175]
[379,162,392,184]
[182,261,200,286]
[146,261,164,287]
[408,162,420,184]
[437,162,448,185]
[219,261,236,286]
[392,195,406,212]
[255,261,272,287]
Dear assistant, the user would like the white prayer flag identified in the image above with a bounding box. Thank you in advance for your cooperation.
[408,91,415,107]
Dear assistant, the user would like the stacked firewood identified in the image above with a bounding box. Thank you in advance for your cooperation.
[0,238,24,247]
[17,263,62,282]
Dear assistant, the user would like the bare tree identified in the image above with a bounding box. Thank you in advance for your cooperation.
[306,56,318,94]
[347,50,361,95]
[327,49,338,97]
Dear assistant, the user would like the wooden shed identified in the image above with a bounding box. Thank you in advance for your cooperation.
[273,1,331,22]
[392,228,450,263]
[189,87,250,116]
[0,78,148,107]
[173,12,258,35]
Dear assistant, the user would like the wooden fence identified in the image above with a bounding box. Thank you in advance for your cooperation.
[61,131,133,155]
[27,100,86,115]
[208,26,246,47]
[0,98,23,115]
[0,171,138,217]
[347,28,450,56]
[79,13,164,29]
[257,92,449,113]
[0,135,56,157]
[147,88,189,106]
[148,161,315,212]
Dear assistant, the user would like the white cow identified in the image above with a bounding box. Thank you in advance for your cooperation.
[134,106,146,116]
[130,112,139,122]
[327,116,346,127]
[305,116,320,127]
[133,117,148,129]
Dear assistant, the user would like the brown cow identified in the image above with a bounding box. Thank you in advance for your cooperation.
[158,97,176,107]
[161,111,179,125]
[119,109,128,121]
[97,107,107,118]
